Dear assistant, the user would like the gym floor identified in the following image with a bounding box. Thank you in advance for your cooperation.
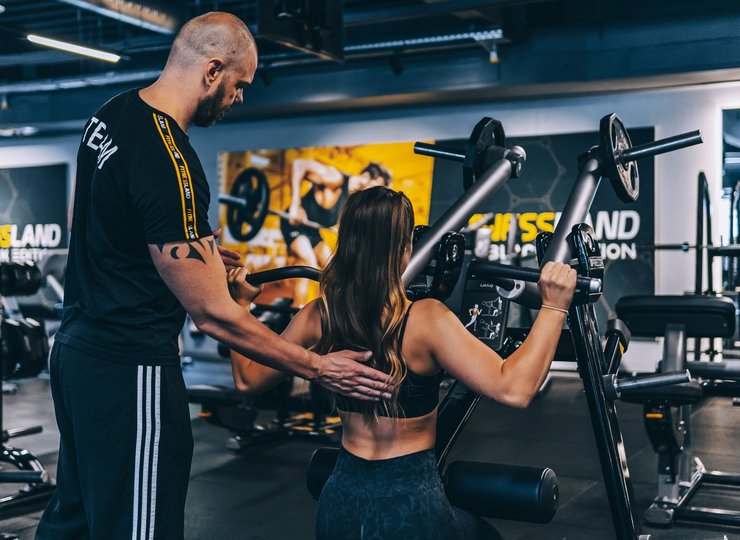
[0,360,738,540]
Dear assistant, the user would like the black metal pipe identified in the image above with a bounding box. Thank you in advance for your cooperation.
[413,142,465,163]
[695,173,705,295]
[604,370,691,400]
[0,470,46,484]
[4,426,42,439]
[687,359,740,379]
[621,130,702,163]
[435,381,481,470]
[704,173,714,293]
[735,190,740,288]
[246,266,321,285]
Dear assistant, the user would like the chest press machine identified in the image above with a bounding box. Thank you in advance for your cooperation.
[307,114,704,538]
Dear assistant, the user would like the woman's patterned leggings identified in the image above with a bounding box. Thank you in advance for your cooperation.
[316,447,502,540]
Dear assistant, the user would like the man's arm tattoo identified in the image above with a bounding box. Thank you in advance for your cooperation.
[165,238,214,265]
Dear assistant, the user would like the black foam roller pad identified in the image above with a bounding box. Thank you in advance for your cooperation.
[444,460,558,523]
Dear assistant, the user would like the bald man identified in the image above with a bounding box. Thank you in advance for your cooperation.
[36,12,391,540]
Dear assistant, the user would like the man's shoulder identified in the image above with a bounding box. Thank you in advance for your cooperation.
[92,89,137,118]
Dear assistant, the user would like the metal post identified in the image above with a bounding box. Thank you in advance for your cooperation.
[541,156,602,265]
[403,158,514,284]
[570,303,641,539]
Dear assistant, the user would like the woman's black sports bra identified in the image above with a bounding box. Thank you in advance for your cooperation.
[336,302,444,418]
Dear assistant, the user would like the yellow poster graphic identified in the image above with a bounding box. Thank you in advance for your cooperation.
[219,142,434,306]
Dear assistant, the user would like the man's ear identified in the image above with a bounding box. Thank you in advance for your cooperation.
[204,58,225,86]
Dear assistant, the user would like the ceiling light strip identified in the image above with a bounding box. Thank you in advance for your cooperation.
[346,29,504,52]
[27,34,120,63]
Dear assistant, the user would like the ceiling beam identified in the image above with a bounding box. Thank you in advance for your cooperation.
[343,0,553,27]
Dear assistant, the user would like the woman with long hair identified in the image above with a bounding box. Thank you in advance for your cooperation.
[228,186,576,539]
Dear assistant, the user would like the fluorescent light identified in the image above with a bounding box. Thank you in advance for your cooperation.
[0,126,39,137]
[27,34,120,63]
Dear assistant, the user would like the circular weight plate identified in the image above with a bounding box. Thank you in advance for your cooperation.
[600,114,640,203]
[226,168,270,242]
[463,117,506,191]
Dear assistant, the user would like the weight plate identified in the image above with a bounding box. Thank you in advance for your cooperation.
[600,114,639,203]
[226,167,270,242]
[463,117,506,191]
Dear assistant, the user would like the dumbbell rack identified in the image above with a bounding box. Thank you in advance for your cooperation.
[0,282,55,534]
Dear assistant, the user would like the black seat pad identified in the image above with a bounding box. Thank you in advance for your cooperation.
[615,295,735,338]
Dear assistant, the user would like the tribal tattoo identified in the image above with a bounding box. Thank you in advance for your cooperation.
[156,238,215,264]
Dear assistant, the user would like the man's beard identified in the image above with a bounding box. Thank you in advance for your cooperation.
[193,83,227,128]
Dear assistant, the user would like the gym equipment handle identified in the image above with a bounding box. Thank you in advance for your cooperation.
[621,130,702,163]
[0,470,48,484]
[246,265,321,285]
[413,142,465,163]
[5,425,43,439]
[603,370,691,400]
[687,360,740,381]
[468,261,601,295]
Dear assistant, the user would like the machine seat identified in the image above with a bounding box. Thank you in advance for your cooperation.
[615,295,735,339]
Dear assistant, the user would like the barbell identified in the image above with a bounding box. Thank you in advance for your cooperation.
[219,168,333,242]
[414,116,507,191]
[599,114,702,203]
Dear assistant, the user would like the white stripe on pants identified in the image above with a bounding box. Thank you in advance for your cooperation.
[132,366,161,540]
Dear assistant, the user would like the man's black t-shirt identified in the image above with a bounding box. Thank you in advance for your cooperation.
[56,89,212,366]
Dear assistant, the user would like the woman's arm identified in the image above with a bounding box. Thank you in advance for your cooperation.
[227,267,323,395]
[230,349,287,395]
[231,302,323,395]
[419,262,576,408]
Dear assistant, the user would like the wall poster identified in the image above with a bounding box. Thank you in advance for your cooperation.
[219,143,434,307]
[0,164,68,264]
